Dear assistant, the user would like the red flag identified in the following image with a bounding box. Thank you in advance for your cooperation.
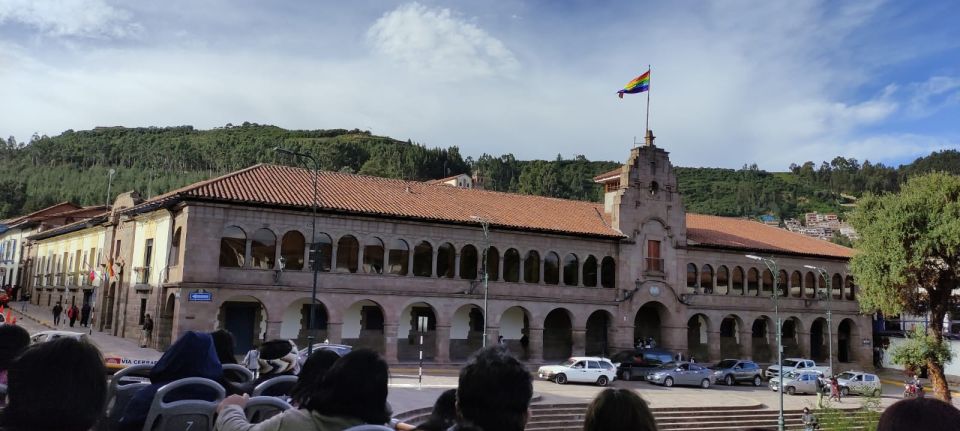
[89,270,97,282]
[108,259,116,278]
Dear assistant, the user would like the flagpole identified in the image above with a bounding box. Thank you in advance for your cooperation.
[645,65,651,135]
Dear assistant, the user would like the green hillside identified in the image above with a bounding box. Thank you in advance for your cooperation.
[1,124,957,225]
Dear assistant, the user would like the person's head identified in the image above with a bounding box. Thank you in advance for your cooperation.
[0,337,107,431]
[877,397,960,431]
[456,346,533,431]
[802,407,810,414]
[290,349,340,406]
[422,389,458,430]
[210,329,237,365]
[306,348,390,424]
[145,313,151,320]
[258,339,300,376]
[0,324,30,372]
[582,388,657,431]
[150,331,223,383]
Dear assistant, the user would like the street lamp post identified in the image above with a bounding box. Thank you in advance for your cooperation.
[747,254,784,431]
[275,147,320,356]
[806,265,833,376]
[470,216,491,348]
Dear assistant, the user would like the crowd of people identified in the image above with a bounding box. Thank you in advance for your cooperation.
[2,325,960,431]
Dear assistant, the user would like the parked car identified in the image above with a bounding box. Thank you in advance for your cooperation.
[30,330,92,344]
[538,357,617,386]
[711,359,764,386]
[836,371,882,397]
[646,362,713,388]
[297,343,353,365]
[612,348,674,381]
[769,370,824,395]
[765,358,831,379]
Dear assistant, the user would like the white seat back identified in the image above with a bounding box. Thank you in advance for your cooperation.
[222,364,254,383]
[141,377,225,431]
[252,375,298,397]
[243,396,292,423]
[343,426,395,431]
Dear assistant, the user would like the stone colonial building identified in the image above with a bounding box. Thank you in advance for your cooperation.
[28,135,870,368]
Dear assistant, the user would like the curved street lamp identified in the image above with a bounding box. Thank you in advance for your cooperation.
[747,254,784,431]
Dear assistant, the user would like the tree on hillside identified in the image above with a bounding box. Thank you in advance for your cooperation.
[849,172,960,401]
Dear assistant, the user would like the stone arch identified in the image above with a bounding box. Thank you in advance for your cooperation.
[752,315,774,363]
[845,276,856,301]
[525,250,542,283]
[810,317,829,362]
[600,257,616,288]
[280,230,305,270]
[700,264,714,294]
[832,273,843,300]
[543,308,573,360]
[838,318,859,363]
[399,302,439,361]
[336,234,359,273]
[716,265,730,295]
[746,267,759,296]
[583,255,598,287]
[387,238,409,276]
[544,251,561,285]
[687,313,710,361]
[363,236,385,274]
[460,244,479,280]
[562,253,579,286]
[437,242,456,278]
[218,295,267,353]
[280,298,329,346]
[634,301,666,347]
[731,266,745,295]
[484,246,500,281]
[761,269,774,296]
[777,270,789,297]
[503,248,521,282]
[500,306,531,360]
[585,310,614,357]
[720,315,743,359]
[313,232,333,272]
[790,271,802,298]
[450,304,485,360]
[156,293,177,350]
[782,316,804,357]
[412,241,433,277]
[804,271,816,298]
[250,228,277,270]
[219,226,246,268]
[343,299,386,356]
[686,263,698,294]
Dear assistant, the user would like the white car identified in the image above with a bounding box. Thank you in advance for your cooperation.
[30,330,92,344]
[537,357,617,386]
[836,371,882,397]
[765,358,831,379]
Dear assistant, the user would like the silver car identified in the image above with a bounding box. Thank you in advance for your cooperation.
[837,371,882,397]
[646,362,712,388]
[769,370,823,395]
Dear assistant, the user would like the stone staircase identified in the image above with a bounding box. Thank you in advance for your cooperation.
[397,402,877,431]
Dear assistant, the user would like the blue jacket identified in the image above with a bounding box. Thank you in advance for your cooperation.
[117,331,225,431]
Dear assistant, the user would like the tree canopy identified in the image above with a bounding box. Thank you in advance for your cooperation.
[850,172,960,400]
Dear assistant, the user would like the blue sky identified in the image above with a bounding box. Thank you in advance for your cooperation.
[1,0,958,170]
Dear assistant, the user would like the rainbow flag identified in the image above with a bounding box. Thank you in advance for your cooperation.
[617,71,650,98]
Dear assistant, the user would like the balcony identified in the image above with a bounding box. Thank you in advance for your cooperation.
[644,257,664,275]
[133,266,152,292]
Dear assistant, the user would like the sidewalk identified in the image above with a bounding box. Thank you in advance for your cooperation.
[11,300,162,364]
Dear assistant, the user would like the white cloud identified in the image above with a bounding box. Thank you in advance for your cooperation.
[367,2,518,80]
[907,76,960,116]
[0,0,141,38]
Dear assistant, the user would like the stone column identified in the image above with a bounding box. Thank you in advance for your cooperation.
[486,326,501,349]
[708,330,722,363]
[539,258,545,284]
[528,327,544,363]
[265,320,283,341]
[431,251,438,278]
[739,329,754,360]
[407,249,415,277]
[572,329,586,356]
[384,323,399,364]
[518,257,525,283]
[435,325,451,364]
[357,246,365,273]
[330,244,339,272]
[454,253,461,279]
[326,322,343,344]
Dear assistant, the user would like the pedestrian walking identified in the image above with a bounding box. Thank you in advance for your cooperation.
[80,303,91,327]
[140,314,153,348]
[816,376,826,408]
[242,346,260,379]
[829,376,842,403]
[52,302,63,326]
[67,304,79,327]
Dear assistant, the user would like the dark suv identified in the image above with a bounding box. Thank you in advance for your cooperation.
[612,348,675,381]
[711,359,764,386]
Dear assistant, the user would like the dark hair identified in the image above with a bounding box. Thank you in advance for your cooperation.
[456,346,532,431]
[878,397,960,431]
[415,388,458,431]
[583,388,657,431]
[0,337,107,431]
[0,324,30,371]
[306,349,390,424]
[291,349,340,406]
[210,329,238,365]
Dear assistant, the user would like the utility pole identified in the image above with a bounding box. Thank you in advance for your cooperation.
[749,255,784,431]
[471,216,491,348]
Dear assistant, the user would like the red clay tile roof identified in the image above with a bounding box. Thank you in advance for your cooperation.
[1,202,82,226]
[593,167,622,182]
[686,213,853,259]
[129,164,854,258]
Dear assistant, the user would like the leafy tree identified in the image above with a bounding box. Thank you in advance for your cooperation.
[890,326,952,376]
[849,172,960,400]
